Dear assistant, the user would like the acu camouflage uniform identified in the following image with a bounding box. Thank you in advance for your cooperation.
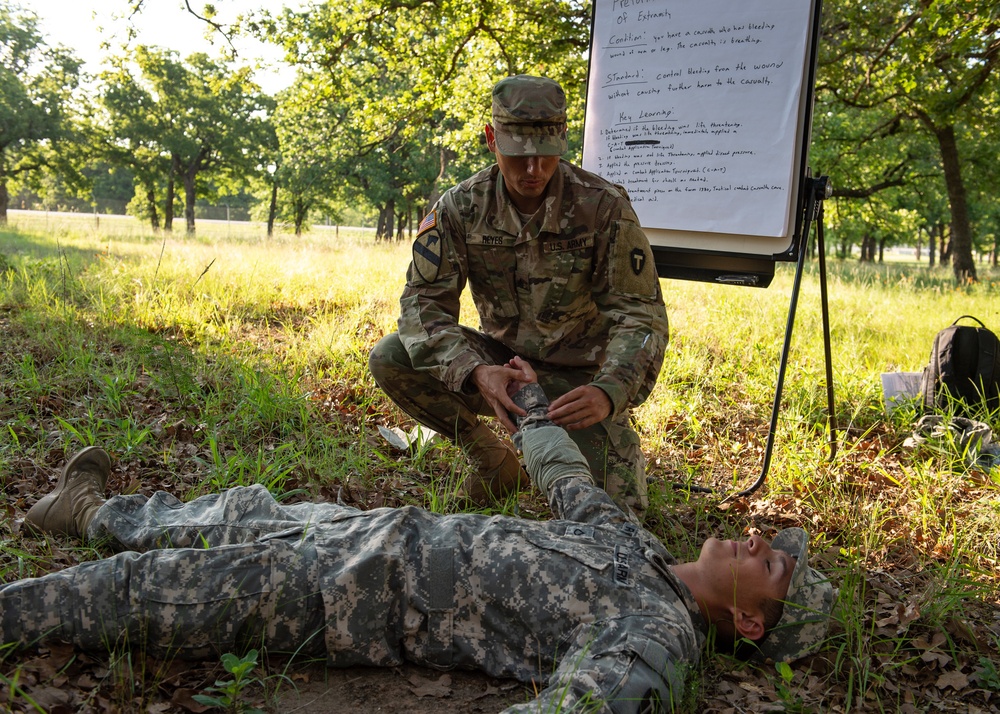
[0,426,706,713]
[370,160,669,511]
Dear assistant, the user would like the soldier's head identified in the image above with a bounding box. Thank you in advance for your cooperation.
[484,75,567,214]
[676,528,836,661]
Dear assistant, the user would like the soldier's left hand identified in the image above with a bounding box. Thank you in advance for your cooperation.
[547,386,611,430]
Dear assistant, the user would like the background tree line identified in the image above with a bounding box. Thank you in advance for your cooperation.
[1,0,997,281]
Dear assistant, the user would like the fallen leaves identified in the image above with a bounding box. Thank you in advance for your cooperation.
[408,673,453,698]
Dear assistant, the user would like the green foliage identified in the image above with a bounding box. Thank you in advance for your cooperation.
[0,2,83,221]
[94,46,274,234]
[250,0,591,237]
[817,0,1000,280]
[192,649,266,714]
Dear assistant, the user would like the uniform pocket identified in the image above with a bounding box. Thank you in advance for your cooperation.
[128,544,273,657]
[467,242,519,320]
[535,237,596,325]
[520,528,612,572]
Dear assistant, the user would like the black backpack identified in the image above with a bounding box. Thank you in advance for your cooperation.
[920,315,1000,415]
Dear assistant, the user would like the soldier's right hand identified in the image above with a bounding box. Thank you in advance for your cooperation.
[470,363,530,433]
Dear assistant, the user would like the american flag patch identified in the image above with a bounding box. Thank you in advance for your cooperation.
[418,211,437,234]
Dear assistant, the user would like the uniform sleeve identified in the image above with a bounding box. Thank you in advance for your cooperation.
[588,199,670,420]
[397,202,485,392]
[520,425,633,528]
[500,621,694,714]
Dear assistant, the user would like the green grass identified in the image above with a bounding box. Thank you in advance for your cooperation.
[1,212,999,711]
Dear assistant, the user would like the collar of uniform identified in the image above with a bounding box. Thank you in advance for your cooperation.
[489,161,567,237]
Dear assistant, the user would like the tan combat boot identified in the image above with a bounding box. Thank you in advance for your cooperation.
[455,422,527,505]
[25,446,110,538]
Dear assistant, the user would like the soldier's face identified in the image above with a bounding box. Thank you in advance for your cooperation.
[485,124,561,214]
[698,534,795,610]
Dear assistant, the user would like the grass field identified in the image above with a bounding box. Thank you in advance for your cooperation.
[1,212,999,712]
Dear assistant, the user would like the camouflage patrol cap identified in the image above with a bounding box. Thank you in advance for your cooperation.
[755,527,837,662]
[491,75,568,157]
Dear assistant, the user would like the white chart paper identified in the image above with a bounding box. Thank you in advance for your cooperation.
[583,0,813,238]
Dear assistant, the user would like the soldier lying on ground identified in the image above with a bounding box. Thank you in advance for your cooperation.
[4,365,834,712]
[369,74,669,512]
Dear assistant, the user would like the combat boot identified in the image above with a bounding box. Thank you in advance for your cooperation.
[25,446,110,538]
[455,422,527,505]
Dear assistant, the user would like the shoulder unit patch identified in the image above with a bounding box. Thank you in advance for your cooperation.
[412,224,443,284]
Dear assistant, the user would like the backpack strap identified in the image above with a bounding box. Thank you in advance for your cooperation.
[974,327,999,404]
[920,332,944,411]
[952,315,986,329]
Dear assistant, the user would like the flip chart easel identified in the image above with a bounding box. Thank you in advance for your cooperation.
[582,0,836,495]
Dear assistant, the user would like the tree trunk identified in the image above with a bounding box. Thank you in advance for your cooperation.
[293,198,306,236]
[145,183,160,231]
[932,124,977,282]
[0,176,8,226]
[375,205,386,241]
[395,209,406,241]
[878,237,886,263]
[376,200,395,241]
[860,234,876,262]
[267,181,278,238]
[184,163,198,236]
[165,154,179,232]
[424,144,453,212]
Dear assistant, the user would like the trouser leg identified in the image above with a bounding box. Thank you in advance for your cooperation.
[0,538,326,658]
[369,331,647,510]
[368,329,507,438]
[369,331,525,503]
[88,484,356,551]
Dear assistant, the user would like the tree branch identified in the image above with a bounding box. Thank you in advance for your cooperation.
[128,0,237,54]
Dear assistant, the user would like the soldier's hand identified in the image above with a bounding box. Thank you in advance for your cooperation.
[470,364,530,434]
[547,385,611,430]
[503,356,538,395]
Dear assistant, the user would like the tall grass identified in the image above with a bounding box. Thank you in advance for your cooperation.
[1,212,999,711]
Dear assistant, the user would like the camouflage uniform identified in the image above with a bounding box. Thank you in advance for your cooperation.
[370,159,669,510]
[1,425,706,713]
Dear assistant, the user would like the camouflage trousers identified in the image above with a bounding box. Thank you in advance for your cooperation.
[1,487,335,659]
[369,329,647,511]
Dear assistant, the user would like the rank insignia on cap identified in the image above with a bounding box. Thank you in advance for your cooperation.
[418,210,437,235]
[413,228,443,283]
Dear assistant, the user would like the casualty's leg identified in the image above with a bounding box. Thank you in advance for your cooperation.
[24,447,362,551]
[0,538,326,659]
[90,484,358,551]
[24,446,110,538]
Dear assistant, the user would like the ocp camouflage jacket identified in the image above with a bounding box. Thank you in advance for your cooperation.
[400,161,670,419]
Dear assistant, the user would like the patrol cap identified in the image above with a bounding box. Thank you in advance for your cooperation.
[754,527,837,662]
[491,75,568,157]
